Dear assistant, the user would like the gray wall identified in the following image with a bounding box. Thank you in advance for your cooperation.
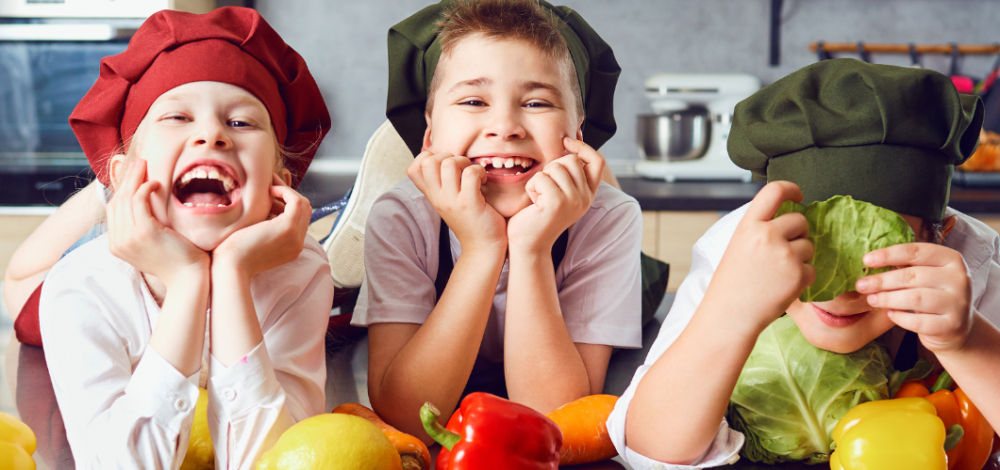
[256,0,1000,165]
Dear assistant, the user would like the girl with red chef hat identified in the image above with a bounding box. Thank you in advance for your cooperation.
[26,7,334,468]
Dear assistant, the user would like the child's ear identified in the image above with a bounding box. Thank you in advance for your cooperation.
[575,117,584,142]
[941,215,958,239]
[107,154,129,191]
[277,168,293,187]
[421,114,433,152]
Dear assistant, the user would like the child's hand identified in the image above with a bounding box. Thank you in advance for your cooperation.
[407,151,507,254]
[212,174,311,279]
[857,243,973,353]
[107,159,209,288]
[704,181,815,333]
[506,138,604,255]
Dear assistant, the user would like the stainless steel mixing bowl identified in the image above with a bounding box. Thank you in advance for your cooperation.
[637,106,711,161]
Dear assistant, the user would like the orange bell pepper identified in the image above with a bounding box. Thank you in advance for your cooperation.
[893,372,995,470]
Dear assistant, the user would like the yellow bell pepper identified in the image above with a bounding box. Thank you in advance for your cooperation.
[830,397,946,470]
[0,411,36,470]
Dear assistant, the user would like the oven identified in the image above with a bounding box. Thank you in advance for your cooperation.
[0,1,216,207]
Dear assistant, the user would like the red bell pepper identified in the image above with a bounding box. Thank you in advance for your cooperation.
[420,392,562,470]
[894,372,995,470]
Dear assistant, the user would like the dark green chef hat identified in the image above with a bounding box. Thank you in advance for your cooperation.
[729,58,983,222]
[386,0,621,156]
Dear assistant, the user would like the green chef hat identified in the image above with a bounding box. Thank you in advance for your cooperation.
[729,58,983,222]
[386,0,621,156]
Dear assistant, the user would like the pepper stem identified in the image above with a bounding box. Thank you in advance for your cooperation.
[944,424,964,452]
[420,402,461,451]
[931,371,954,393]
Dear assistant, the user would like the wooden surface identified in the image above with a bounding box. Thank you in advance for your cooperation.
[0,216,46,275]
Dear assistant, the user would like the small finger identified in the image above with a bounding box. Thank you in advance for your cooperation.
[887,310,959,338]
[528,172,561,207]
[440,156,471,196]
[543,160,578,195]
[563,137,604,192]
[745,181,804,222]
[863,243,954,269]
[866,287,953,315]
[856,266,946,294]
[772,210,810,241]
[789,237,815,263]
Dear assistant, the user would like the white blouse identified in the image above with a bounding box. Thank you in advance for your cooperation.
[39,234,334,470]
[607,204,1000,469]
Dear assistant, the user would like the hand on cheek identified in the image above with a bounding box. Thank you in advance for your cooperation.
[507,137,604,254]
[107,159,209,287]
[407,151,507,254]
[857,243,973,353]
[212,174,310,279]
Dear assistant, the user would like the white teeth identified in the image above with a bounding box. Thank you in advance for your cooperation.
[479,160,488,167]
[184,202,194,207]
[515,171,521,175]
[208,170,219,180]
[196,203,206,207]
[492,158,503,168]
[217,204,225,207]
[504,159,515,168]
[195,170,207,179]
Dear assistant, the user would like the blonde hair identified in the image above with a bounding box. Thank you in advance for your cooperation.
[426,0,583,120]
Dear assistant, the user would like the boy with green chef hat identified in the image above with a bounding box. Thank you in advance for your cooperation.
[608,58,1000,468]
[351,0,668,442]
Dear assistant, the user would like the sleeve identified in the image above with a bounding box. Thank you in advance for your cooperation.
[970,231,1000,327]
[207,239,333,470]
[556,195,643,348]
[352,188,439,326]
[607,206,749,469]
[40,265,201,470]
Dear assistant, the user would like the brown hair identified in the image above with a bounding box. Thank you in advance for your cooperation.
[426,0,584,119]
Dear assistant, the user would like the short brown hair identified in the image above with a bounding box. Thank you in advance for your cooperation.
[426,0,584,119]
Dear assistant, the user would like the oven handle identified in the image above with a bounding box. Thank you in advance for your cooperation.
[0,24,135,41]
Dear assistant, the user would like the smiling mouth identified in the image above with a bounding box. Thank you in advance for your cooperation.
[811,304,870,327]
[173,164,240,208]
[471,156,537,177]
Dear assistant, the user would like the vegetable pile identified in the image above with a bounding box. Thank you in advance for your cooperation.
[727,316,893,464]
[775,195,915,302]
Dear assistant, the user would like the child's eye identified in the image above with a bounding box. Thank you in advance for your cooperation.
[228,120,252,128]
[459,99,486,107]
[162,114,190,122]
[524,100,554,108]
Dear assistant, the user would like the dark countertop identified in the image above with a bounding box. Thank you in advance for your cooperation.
[5,168,1000,215]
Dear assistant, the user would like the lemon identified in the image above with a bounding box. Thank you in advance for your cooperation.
[0,411,35,456]
[181,388,214,470]
[256,414,402,470]
[0,440,35,470]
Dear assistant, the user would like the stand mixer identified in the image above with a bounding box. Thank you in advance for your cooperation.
[635,73,760,181]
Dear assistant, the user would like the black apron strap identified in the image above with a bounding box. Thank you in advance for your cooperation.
[893,330,921,371]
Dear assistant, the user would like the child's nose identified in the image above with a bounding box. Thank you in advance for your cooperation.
[192,119,233,150]
[483,106,526,141]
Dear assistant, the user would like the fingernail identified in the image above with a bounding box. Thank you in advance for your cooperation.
[856,279,868,291]
[867,294,877,305]
[862,253,873,265]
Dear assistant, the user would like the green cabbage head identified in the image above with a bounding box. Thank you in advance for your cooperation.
[775,195,915,303]
[727,316,892,465]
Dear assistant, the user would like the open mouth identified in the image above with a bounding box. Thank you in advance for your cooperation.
[173,163,241,209]
[470,155,537,179]
[811,304,870,328]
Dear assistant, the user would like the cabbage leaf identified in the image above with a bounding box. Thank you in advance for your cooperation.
[727,316,892,465]
[775,196,915,303]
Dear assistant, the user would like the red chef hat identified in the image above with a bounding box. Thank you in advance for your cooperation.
[69,6,330,188]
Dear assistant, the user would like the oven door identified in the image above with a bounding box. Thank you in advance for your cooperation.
[0,20,133,206]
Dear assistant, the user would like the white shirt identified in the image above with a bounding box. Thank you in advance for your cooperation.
[352,180,644,377]
[607,204,1000,469]
[39,234,334,470]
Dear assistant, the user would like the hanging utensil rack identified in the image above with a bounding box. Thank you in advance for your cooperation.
[810,43,1000,55]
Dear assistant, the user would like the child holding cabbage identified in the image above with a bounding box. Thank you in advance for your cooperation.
[608,58,1000,469]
